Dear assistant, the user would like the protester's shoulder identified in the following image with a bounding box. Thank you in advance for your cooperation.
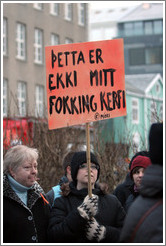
[103,193,123,204]
[53,188,71,203]
[113,183,125,194]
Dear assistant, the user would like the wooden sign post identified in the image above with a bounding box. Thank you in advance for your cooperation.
[45,39,126,197]
[86,122,92,197]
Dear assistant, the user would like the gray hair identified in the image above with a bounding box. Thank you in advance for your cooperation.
[3,145,39,174]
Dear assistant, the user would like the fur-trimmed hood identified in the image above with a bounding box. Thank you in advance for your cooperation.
[3,174,45,209]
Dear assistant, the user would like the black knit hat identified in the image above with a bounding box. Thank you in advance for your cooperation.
[149,123,163,165]
[70,151,100,183]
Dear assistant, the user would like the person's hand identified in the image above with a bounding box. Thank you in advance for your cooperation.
[77,194,98,220]
[86,217,106,242]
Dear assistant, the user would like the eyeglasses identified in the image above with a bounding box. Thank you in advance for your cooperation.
[79,163,99,170]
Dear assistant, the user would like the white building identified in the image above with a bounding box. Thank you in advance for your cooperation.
[89,5,137,41]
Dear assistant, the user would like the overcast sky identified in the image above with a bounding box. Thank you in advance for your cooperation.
[89,1,145,10]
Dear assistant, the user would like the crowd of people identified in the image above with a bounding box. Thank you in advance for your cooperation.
[3,122,163,243]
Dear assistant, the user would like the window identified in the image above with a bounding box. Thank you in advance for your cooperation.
[33,3,43,10]
[129,47,162,66]
[65,38,73,44]
[129,48,145,66]
[51,33,59,45]
[150,101,157,124]
[16,22,26,60]
[118,23,124,37]
[34,28,43,64]
[156,82,160,94]
[3,18,7,55]
[3,78,8,117]
[145,47,162,65]
[124,22,133,36]
[78,3,85,26]
[50,3,59,15]
[65,3,73,21]
[132,98,139,124]
[144,21,153,35]
[134,21,143,35]
[154,20,163,34]
[35,85,44,117]
[17,81,26,116]
[120,19,163,37]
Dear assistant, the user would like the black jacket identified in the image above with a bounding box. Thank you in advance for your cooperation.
[48,182,126,243]
[113,173,133,207]
[3,174,50,243]
[119,165,163,243]
[124,183,139,212]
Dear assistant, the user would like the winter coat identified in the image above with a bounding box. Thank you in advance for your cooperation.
[113,173,133,207]
[3,174,50,243]
[119,165,163,243]
[47,182,126,243]
[124,184,139,212]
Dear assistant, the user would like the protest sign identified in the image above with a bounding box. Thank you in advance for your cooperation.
[45,39,126,130]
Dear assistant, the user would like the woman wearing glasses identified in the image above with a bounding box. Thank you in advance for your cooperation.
[48,151,126,243]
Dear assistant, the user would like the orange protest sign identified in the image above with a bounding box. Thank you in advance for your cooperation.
[45,39,126,130]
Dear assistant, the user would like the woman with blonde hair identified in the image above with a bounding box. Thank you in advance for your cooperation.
[3,145,50,243]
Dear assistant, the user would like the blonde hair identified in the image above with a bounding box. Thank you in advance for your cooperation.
[3,145,38,174]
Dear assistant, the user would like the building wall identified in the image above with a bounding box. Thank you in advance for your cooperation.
[117,3,163,76]
[122,34,163,75]
[99,77,163,158]
[3,3,89,117]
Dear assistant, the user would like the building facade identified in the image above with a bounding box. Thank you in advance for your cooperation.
[89,5,136,41]
[3,2,89,118]
[90,3,163,76]
[117,3,163,75]
[99,73,163,157]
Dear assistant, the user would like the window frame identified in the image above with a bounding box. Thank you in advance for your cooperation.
[3,17,7,56]
[51,33,59,45]
[156,82,160,94]
[34,28,43,64]
[35,85,44,117]
[33,3,44,10]
[154,20,163,34]
[17,81,27,116]
[65,3,73,21]
[50,3,59,16]
[65,38,73,44]
[3,78,8,117]
[78,3,85,26]
[16,22,26,60]
[131,98,139,124]
[144,21,153,35]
